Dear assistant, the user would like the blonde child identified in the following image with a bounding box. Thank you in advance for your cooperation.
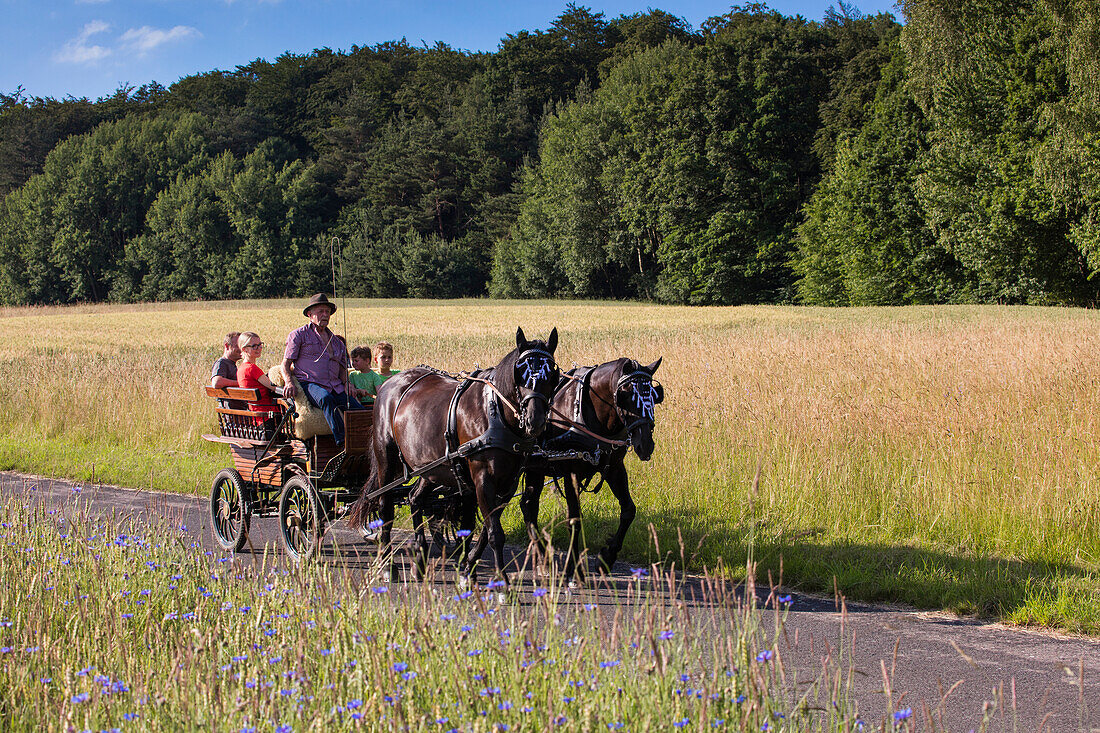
[374,341,399,382]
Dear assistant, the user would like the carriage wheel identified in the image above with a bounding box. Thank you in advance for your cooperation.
[210,468,250,552]
[279,475,325,562]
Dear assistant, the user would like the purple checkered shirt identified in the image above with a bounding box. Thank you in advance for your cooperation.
[283,323,349,393]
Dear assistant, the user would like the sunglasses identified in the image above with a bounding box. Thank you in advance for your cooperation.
[244,342,263,349]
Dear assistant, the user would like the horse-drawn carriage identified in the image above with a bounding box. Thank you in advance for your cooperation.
[201,386,376,561]
[202,327,665,587]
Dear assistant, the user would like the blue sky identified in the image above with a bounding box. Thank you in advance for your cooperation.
[2,1,901,101]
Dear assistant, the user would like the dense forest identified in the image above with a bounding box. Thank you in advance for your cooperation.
[1,0,1097,306]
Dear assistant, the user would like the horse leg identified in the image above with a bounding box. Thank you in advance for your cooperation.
[374,440,403,584]
[562,472,585,586]
[455,502,479,586]
[409,484,429,581]
[520,471,548,571]
[596,461,634,574]
[379,490,400,583]
[477,477,510,591]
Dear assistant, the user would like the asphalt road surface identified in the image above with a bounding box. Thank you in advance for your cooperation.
[3,471,1097,732]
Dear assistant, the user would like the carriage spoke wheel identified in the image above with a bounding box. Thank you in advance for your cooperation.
[210,468,250,552]
[279,476,325,562]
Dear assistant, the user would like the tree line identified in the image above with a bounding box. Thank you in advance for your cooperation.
[1,1,1097,306]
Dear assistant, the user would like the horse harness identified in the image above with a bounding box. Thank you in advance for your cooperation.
[542,364,661,492]
[366,349,555,502]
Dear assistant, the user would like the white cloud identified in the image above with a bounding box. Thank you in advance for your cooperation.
[53,20,113,64]
[119,25,201,55]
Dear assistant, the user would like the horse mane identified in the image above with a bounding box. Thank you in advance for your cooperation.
[490,346,520,397]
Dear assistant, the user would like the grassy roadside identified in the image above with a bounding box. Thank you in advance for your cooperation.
[0,498,882,732]
[1,300,1098,634]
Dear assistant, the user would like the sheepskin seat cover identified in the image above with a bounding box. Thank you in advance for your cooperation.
[267,365,332,440]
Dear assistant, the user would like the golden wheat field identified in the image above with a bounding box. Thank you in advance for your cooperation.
[1,299,1098,632]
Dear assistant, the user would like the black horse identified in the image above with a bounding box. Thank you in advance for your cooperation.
[520,357,664,583]
[347,327,559,586]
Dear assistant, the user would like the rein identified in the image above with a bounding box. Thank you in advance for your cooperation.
[547,404,631,448]
[459,373,522,418]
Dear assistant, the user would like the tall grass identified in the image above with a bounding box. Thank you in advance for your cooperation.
[0,494,883,732]
[1,301,1098,632]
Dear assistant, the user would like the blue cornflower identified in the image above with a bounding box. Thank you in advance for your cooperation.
[778,594,792,604]
[369,519,384,529]
[393,662,408,672]
[123,713,138,721]
[894,708,913,722]
[756,650,773,662]
[468,649,482,657]
[456,529,472,538]
[499,701,513,711]
[659,630,674,640]
[346,699,363,709]
[372,586,389,594]
[674,719,690,728]
[532,587,548,597]
[71,693,90,704]
[630,567,649,577]
[440,613,457,621]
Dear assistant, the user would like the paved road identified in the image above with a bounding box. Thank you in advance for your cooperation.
[3,471,1097,732]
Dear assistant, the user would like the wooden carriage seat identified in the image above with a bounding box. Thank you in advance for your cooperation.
[203,386,290,445]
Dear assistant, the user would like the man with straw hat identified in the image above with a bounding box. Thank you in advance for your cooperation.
[282,293,364,447]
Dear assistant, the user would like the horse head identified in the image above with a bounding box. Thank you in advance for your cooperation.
[495,326,560,439]
[611,356,664,461]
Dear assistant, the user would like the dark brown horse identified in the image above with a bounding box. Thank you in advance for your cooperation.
[347,327,559,585]
[520,357,664,583]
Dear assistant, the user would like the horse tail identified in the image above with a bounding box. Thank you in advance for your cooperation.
[347,426,381,529]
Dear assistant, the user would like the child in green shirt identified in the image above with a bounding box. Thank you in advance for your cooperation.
[348,346,383,403]
[374,341,399,382]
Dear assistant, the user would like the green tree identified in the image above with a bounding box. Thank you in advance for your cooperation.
[902,0,1097,303]
[795,42,969,304]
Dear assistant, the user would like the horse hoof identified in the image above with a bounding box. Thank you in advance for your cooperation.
[495,591,510,605]
[456,573,472,590]
[568,576,585,590]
